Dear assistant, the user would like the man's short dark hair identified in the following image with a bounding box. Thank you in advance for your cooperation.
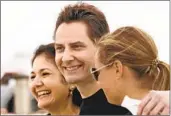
[54,3,110,43]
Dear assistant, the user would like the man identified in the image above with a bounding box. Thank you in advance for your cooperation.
[53,2,169,115]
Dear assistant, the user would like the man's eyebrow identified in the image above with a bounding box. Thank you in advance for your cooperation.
[69,41,85,45]
[55,41,85,45]
[54,43,63,47]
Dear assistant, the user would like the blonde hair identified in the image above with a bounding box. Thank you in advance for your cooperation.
[97,26,170,90]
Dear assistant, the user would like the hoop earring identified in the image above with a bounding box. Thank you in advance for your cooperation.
[69,85,75,96]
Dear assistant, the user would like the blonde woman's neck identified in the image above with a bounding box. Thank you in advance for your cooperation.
[126,88,150,100]
[124,77,150,100]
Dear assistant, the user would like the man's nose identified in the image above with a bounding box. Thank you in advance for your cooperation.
[62,49,74,62]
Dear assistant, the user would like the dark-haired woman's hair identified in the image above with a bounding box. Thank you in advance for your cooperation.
[31,43,56,66]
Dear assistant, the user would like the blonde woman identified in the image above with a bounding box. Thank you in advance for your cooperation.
[94,26,170,115]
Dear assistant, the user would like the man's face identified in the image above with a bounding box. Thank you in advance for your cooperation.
[54,22,96,84]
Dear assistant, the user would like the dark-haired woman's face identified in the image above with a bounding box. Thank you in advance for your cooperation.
[29,54,69,109]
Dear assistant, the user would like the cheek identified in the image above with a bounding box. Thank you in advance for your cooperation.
[76,50,95,66]
[55,54,62,65]
[28,82,34,92]
[28,82,37,98]
[98,73,107,86]
[51,83,69,100]
[98,72,114,88]
[46,78,69,97]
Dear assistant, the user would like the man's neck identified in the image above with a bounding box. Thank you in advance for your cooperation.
[76,76,101,99]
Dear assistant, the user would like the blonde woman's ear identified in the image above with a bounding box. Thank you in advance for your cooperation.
[113,60,123,79]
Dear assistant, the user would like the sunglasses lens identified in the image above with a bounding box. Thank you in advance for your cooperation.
[91,68,96,72]
[91,68,99,81]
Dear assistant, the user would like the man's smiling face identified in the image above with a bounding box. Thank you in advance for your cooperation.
[54,22,96,84]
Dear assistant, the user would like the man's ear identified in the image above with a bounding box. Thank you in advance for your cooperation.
[112,60,123,79]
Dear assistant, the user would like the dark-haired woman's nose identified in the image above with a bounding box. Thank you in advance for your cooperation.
[33,77,43,87]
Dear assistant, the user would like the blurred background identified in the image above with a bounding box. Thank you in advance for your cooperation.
[1,1,169,114]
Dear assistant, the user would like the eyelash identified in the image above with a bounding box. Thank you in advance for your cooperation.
[55,46,64,53]
[30,75,35,80]
[29,72,50,80]
[73,45,83,49]
[42,72,49,76]
[74,44,81,47]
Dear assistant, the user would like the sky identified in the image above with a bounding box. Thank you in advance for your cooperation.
[1,1,169,77]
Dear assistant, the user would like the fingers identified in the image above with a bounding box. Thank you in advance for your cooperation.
[137,90,170,115]
[149,100,165,115]
[137,92,152,115]
[160,105,170,115]
[141,94,159,115]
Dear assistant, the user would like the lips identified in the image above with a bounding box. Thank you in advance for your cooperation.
[63,65,82,72]
[65,65,81,70]
[36,90,51,98]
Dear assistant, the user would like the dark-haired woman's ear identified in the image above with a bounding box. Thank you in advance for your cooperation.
[69,85,76,96]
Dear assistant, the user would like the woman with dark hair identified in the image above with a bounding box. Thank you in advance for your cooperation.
[29,43,82,115]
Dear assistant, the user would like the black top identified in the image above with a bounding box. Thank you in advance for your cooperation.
[79,89,132,115]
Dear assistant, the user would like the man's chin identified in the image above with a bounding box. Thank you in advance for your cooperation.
[66,79,78,84]
[65,76,83,84]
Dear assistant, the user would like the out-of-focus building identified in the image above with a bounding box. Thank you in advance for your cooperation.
[1,72,39,114]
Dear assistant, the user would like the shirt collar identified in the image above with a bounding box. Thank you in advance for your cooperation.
[121,95,141,115]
